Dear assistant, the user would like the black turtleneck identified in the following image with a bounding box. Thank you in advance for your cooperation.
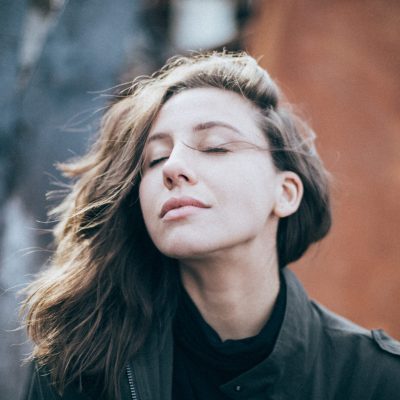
[172,275,286,400]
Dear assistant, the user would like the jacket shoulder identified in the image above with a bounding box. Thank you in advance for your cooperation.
[23,362,91,400]
[313,301,400,358]
[371,328,400,356]
[311,301,400,398]
[312,301,371,336]
[24,362,58,400]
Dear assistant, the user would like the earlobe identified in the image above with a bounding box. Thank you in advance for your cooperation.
[274,172,304,218]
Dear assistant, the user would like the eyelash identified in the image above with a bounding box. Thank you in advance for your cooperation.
[148,147,229,168]
[203,147,229,153]
[149,157,168,167]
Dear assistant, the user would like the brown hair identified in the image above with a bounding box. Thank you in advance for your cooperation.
[22,51,331,399]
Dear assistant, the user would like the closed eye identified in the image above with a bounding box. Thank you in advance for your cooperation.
[202,147,230,153]
[149,157,168,167]
[148,147,229,168]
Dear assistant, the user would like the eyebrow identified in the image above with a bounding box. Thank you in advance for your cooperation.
[146,120,243,144]
[193,121,243,135]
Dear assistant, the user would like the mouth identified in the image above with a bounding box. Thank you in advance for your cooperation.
[160,196,210,218]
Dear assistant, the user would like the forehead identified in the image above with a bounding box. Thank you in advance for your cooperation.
[148,87,265,143]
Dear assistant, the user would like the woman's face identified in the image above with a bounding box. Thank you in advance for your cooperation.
[139,87,286,260]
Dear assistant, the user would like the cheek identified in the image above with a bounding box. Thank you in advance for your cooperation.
[216,160,277,202]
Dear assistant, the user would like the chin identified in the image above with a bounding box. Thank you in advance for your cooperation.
[159,246,207,260]
[155,238,218,260]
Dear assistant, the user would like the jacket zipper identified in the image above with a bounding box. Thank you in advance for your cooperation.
[126,363,139,400]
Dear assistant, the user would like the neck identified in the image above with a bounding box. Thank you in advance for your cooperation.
[179,245,280,341]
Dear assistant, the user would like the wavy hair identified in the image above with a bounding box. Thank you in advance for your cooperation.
[22,51,331,399]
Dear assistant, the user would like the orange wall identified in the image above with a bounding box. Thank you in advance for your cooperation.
[247,1,400,338]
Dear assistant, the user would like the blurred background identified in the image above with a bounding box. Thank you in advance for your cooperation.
[1,0,399,398]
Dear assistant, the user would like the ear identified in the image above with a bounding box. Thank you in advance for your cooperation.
[273,171,304,218]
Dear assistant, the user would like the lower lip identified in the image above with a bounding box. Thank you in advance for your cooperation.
[162,206,206,221]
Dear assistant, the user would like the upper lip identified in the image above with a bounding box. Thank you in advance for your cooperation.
[160,196,210,218]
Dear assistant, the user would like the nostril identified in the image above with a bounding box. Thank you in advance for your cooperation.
[165,174,188,186]
[162,158,197,188]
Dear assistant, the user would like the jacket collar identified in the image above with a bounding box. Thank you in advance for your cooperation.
[219,267,322,399]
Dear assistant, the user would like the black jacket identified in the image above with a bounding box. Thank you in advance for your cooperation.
[25,268,400,399]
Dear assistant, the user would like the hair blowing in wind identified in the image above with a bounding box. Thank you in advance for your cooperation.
[21,51,331,399]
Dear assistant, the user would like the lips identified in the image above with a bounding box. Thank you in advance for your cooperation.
[160,196,210,218]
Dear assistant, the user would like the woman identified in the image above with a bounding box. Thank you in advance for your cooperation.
[23,52,400,400]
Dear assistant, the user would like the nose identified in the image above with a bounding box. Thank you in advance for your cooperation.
[162,146,197,190]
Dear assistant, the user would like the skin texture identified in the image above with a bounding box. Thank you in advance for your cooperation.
[139,88,303,340]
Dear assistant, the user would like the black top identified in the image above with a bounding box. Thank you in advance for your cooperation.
[172,276,286,399]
